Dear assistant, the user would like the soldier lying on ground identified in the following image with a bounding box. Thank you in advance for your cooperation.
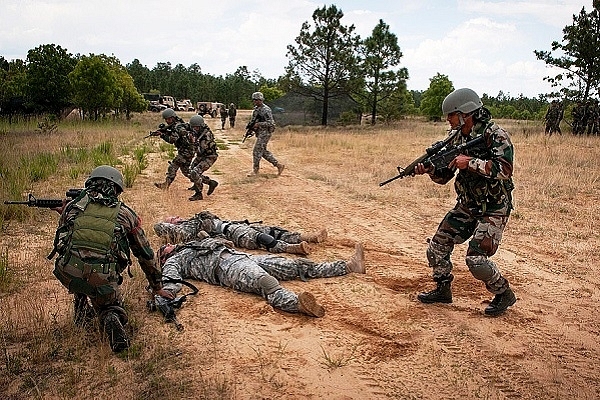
[157,236,366,317]
[153,211,328,256]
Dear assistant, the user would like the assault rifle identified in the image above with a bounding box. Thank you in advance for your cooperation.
[379,130,486,186]
[145,122,168,138]
[4,188,83,208]
[146,278,199,331]
[242,114,265,143]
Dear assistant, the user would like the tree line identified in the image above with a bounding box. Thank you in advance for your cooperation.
[2,3,597,125]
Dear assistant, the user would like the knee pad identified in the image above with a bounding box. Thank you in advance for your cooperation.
[257,233,277,248]
[465,255,498,282]
[426,241,453,269]
[258,275,281,295]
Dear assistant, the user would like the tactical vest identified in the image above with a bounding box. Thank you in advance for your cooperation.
[454,122,514,214]
[53,198,131,274]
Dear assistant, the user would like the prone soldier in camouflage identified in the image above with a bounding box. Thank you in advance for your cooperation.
[187,115,219,201]
[157,237,365,318]
[152,108,196,191]
[247,92,285,176]
[153,210,328,256]
[414,88,516,316]
[49,166,172,352]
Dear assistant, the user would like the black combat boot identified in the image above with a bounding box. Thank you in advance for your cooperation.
[207,179,218,195]
[484,287,516,316]
[417,274,453,304]
[101,312,130,353]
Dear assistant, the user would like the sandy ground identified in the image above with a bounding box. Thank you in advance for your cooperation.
[3,112,600,399]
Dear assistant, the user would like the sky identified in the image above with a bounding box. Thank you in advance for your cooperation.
[0,0,590,98]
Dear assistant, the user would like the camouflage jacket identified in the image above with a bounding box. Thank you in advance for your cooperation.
[160,122,196,160]
[193,124,218,159]
[251,104,275,133]
[429,120,514,215]
[54,192,163,290]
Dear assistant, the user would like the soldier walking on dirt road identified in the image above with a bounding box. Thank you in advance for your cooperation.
[187,115,219,201]
[246,92,285,176]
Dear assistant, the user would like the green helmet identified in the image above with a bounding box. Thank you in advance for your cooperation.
[441,88,483,115]
[162,108,177,119]
[86,165,124,192]
[251,92,264,101]
[189,115,205,127]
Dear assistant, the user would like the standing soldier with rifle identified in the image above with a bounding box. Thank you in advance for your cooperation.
[246,92,285,177]
[412,88,517,316]
[48,166,172,352]
[228,102,237,128]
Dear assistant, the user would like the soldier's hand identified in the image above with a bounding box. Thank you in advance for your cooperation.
[414,163,432,175]
[50,199,67,214]
[449,154,472,170]
[154,288,175,300]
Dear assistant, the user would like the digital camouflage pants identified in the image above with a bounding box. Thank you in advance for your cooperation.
[189,155,218,186]
[252,130,279,172]
[427,203,510,294]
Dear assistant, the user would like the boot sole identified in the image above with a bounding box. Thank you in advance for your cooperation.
[417,295,453,304]
[103,313,130,352]
[484,295,516,316]
[298,292,325,317]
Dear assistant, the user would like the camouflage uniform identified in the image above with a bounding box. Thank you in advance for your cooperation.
[249,102,281,174]
[153,211,309,255]
[544,100,563,136]
[157,118,196,186]
[51,180,163,330]
[219,105,228,129]
[228,103,237,128]
[160,238,348,314]
[425,118,514,295]
[572,101,587,135]
[189,123,219,194]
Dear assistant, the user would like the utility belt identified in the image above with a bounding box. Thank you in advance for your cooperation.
[62,253,121,278]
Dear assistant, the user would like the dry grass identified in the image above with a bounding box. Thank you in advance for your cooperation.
[1,112,599,398]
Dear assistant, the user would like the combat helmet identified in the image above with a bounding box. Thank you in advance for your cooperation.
[85,165,124,192]
[161,108,177,119]
[251,92,265,101]
[441,88,483,115]
[189,115,205,127]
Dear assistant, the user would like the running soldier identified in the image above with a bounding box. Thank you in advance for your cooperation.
[151,108,196,190]
[247,92,285,176]
[187,115,219,201]
[153,211,326,255]
[414,88,517,316]
[157,237,366,318]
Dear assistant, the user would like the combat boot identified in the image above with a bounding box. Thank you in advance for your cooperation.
[189,191,203,201]
[207,179,219,195]
[101,312,129,353]
[300,228,328,243]
[277,163,285,176]
[417,274,453,304]
[285,241,310,255]
[346,243,366,274]
[247,168,259,177]
[484,287,516,316]
[297,292,325,317]
[154,178,172,190]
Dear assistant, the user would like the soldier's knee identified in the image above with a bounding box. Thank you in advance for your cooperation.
[258,275,281,295]
[465,255,495,281]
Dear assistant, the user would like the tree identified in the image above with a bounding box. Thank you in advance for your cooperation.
[285,5,361,125]
[534,4,600,101]
[69,55,119,120]
[126,59,152,93]
[420,73,454,121]
[25,44,76,117]
[355,19,409,125]
[0,59,28,122]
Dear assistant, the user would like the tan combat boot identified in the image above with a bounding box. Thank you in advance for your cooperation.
[297,292,325,317]
[154,180,171,190]
[346,243,366,274]
[285,241,310,255]
[300,228,328,243]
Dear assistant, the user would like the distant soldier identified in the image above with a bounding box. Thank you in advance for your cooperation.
[219,104,228,130]
[187,115,219,201]
[151,109,196,190]
[247,92,285,176]
[544,100,563,136]
[586,99,599,135]
[228,103,237,128]
[572,101,586,135]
